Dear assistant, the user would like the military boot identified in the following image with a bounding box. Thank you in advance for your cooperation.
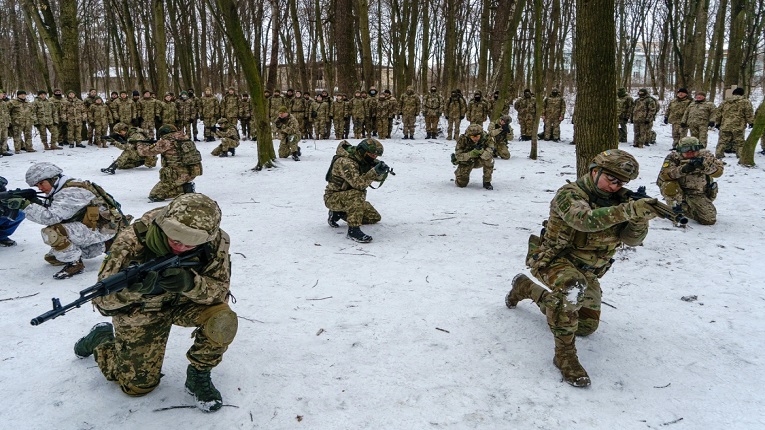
[74,322,114,358]
[327,210,346,228]
[292,152,300,161]
[50,143,63,150]
[347,226,372,243]
[228,148,235,156]
[181,182,196,194]
[101,162,117,175]
[483,182,494,190]
[44,253,66,266]
[43,142,51,150]
[75,142,86,148]
[506,274,543,308]
[0,238,16,247]
[185,365,223,412]
[53,259,85,279]
[553,335,591,387]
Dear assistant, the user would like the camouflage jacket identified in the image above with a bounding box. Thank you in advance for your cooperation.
[490,117,514,145]
[632,95,657,122]
[665,96,691,124]
[83,95,98,109]
[529,174,649,271]
[33,98,58,126]
[160,100,178,124]
[8,98,34,127]
[273,114,300,136]
[88,103,111,127]
[139,97,161,121]
[399,91,421,116]
[93,207,231,314]
[325,142,383,193]
[177,98,196,122]
[383,96,398,119]
[24,175,99,227]
[364,95,379,118]
[422,92,443,117]
[446,95,467,118]
[454,132,495,163]
[113,128,151,162]
[616,95,634,120]
[488,98,510,116]
[717,95,754,131]
[657,150,724,195]
[106,97,120,121]
[238,98,252,119]
[290,97,307,116]
[221,93,240,119]
[114,98,135,124]
[213,125,239,146]
[0,97,9,127]
[543,95,565,120]
[467,99,489,123]
[138,130,201,170]
[200,94,220,120]
[350,97,365,118]
[312,100,329,121]
[61,97,87,124]
[681,100,716,127]
[270,95,286,119]
[331,99,349,119]
[513,96,536,120]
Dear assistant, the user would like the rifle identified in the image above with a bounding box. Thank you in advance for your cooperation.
[30,246,210,326]
[0,188,44,220]
[620,186,688,225]
[370,160,396,189]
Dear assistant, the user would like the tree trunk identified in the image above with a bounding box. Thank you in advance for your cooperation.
[153,0,168,96]
[724,0,747,88]
[419,0,430,92]
[476,0,491,90]
[356,0,374,89]
[288,0,310,91]
[334,0,357,95]
[739,100,765,167]
[530,0,543,160]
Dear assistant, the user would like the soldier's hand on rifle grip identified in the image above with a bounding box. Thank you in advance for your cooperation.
[157,268,195,293]
[127,270,159,294]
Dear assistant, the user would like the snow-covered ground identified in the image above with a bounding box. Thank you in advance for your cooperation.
[2,118,764,429]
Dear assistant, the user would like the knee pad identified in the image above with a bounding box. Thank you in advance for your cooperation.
[198,304,238,347]
[41,224,71,251]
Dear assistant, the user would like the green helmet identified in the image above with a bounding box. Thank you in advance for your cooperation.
[155,193,222,246]
[676,136,702,153]
[466,124,483,136]
[357,138,384,157]
[158,124,178,137]
[113,122,129,133]
[589,149,639,182]
[617,87,627,97]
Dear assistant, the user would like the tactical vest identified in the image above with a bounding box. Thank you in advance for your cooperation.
[325,144,368,190]
[60,179,129,231]
[163,137,202,169]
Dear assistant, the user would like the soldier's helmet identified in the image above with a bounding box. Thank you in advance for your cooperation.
[158,124,178,137]
[589,149,639,182]
[551,88,560,94]
[113,123,129,133]
[676,137,702,153]
[155,193,222,246]
[466,124,483,136]
[357,138,384,158]
[638,88,648,96]
[26,162,63,187]
[617,87,627,96]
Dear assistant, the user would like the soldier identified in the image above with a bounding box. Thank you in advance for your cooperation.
[616,87,634,143]
[541,88,565,142]
[291,90,307,139]
[324,139,390,243]
[631,88,657,148]
[211,118,239,157]
[0,89,11,156]
[303,92,314,139]
[63,90,87,148]
[138,124,203,202]
[445,89,467,140]
[138,91,160,138]
[160,93,179,131]
[100,123,158,174]
[188,88,201,141]
[663,88,692,148]
[33,90,62,150]
[714,87,754,158]
[514,89,536,141]
[658,136,724,225]
[375,92,390,139]
[114,91,136,130]
[506,149,659,387]
[490,115,514,159]
[76,193,236,413]
[399,86,421,139]
[681,91,716,148]
[422,85,443,139]
[21,162,127,279]
[270,89,285,123]
[177,91,196,139]
[0,176,26,246]
[106,91,120,134]
[467,91,489,125]
[364,87,379,137]
[331,93,348,139]
[88,97,111,148]
[221,86,239,124]
[238,93,253,140]
[274,107,301,161]
[349,90,366,139]
[452,123,495,190]
[83,89,99,144]
[312,94,329,140]
[9,90,36,153]
[488,90,510,118]
[200,87,220,142]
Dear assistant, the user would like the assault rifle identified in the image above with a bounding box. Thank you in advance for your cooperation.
[370,160,396,189]
[0,188,43,220]
[30,246,210,326]
[620,186,688,225]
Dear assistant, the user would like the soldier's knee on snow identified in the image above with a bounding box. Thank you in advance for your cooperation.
[198,304,238,347]
[120,380,160,397]
[455,177,469,188]
[41,224,71,251]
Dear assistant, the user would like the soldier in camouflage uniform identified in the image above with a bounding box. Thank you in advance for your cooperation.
[385,90,399,138]
[177,91,196,139]
[33,90,62,150]
[88,97,111,148]
[138,124,203,202]
[83,89,99,144]
[200,87,220,142]
[364,87,379,137]
[445,89,467,140]
[0,89,10,156]
[62,90,87,148]
[375,93,390,139]
[467,91,489,125]
[422,86,443,139]
[663,88,691,148]
[188,89,201,141]
[631,88,657,148]
[270,89,286,123]
[312,94,329,140]
[506,149,659,387]
[290,90,307,139]
[399,86,421,139]
[211,118,239,157]
[22,162,126,279]
[220,87,239,125]
[274,107,301,160]
[9,90,36,152]
[238,93,252,140]
[541,88,565,141]
[113,91,136,131]
[658,136,724,225]
[331,93,349,139]
[681,91,716,148]
[616,87,634,143]
[453,123,495,190]
[324,139,389,243]
[160,93,179,131]
[138,91,161,139]
[105,91,119,134]
[76,193,236,412]
[490,115,514,159]
[348,91,365,138]
[715,87,754,158]
[101,123,158,174]
[514,89,536,141]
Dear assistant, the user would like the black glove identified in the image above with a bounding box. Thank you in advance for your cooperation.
[714,123,720,129]
[663,116,668,124]
[374,161,390,176]
[444,115,449,120]
[127,270,159,294]
[681,158,703,173]
[680,122,687,128]
[748,123,754,128]
[502,123,510,132]
[708,121,716,128]
[460,115,465,120]
[156,268,195,293]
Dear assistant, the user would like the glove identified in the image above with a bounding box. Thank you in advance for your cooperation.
[127,270,159,294]
[468,149,482,158]
[311,111,317,118]
[3,198,30,210]
[156,267,195,293]
[374,161,390,176]
[663,116,668,124]
[681,158,703,173]
[502,123,511,132]
[708,121,716,128]
[680,122,687,128]
[629,198,659,222]
[748,123,754,128]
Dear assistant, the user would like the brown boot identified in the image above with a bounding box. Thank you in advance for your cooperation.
[53,259,85,280]
[506,274,547,308]
[43,143,51,150]
[44,253,67,266]
[50,143,63,150]
[553,335,591,387]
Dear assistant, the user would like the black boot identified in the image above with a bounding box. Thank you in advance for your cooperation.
[292,152,300,161]
[297,146,302,156]
[483,182,494,190]
[101,162,117,175]
[327,210,346,228]
[229,148,235,156]
[347,226,372,243]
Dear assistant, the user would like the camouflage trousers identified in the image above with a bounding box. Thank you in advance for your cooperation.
[238,117,251,140]
[376,116,389,139]
[518,117,535,138]
[203,118,217,139]
[12,123,33,151]
[333,117,345,139]
[324,189,381,227]
[149,166,199,200]
[94,301,237,396]
[180,120,194,140]
[495,142,511,160]
[37,124,58,147]
[141,120,156,140]
[65,121,83,144]
[671,123,689,148]
[40,222,113,263]
[530,257,604,338]
[313,118,328,140]
[688,123,710,148]
[277,134,300,158]
[0,123,8,152]
[447,118,461,139]
[617,118,629,142]
[661,184,717,225]
[402,114,416,137]
[91,123,109,147]
[116,150,157,169]
[352,116,364,138]
[365,116,377,136]
[454,157,494,187]
[211,138,240,156]
[716,130,745,158]
[425,115,439,135]
[633,121,653,147]
[543,118,561,140]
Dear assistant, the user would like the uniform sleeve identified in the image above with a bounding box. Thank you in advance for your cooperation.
[658,154,684,182]
[334,157,379,190]
[620,220,649,246]
[137,138,170,156]
[24,187,95,225]
[184,231,232,305]
[703,153,724,177]
[551,187,631,233]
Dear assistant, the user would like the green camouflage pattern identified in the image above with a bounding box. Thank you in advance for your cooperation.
[33,96,59,147]
[324,142,384,227]
[682,99,716,147]
[88,102,111,146]
[137,131,202,200]
[453,131,495,186]
[113,97,136,125]
[399,87,421,137]
[657,149,723,224]
[221,90,240,121]
[542,92,565,140]
[466,94,489,124]
[8,96,34,150]
[715,94,754,157]
[665,95,691,146]
[616,92,634,142]
[514,93,536,138]
[631,93,657,147]
[211,124,240,155]
[490,117,514,159]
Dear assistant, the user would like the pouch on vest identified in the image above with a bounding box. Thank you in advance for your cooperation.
[83,206,100,229]
[705,181,718,200]
[525,234,541,268]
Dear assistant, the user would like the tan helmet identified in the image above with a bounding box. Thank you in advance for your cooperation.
[676,136,702,153]
[113,123,129,133]
[589,149,639,182]
[155,193,222,246]
[466,124,483,136]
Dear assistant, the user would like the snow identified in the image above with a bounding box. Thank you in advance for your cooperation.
[2,118,764,429]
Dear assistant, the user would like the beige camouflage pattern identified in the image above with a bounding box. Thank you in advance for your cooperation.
[665,95,691,146]
[112,128,156,169]
[715,94,754,157]
[200,91,220,138]
[490,117,514,159]
[422,91,443,136]
[312,99,329,139]
[631,93,657,147]
[514,93,536,138]
[399,87,421,137]
[0,94,9,152]
[349,95,366,138]
[9,96,34,151]
[542,92,565,140]
[657,149,724,225]
[33,96,60,148]
[221,89,240,122]
[331,96,350,139]
[138,97,161,135]
[682,99,716,148]
[324,142,384,227]
[137,131,202,200]
[88,101,112,147]
[160,98,178,127]
[616,90,634,142]
[274,113,301,157]
[113,96,136,126]
[211,125,240,156]
[453,131,495,186]
[177,96,197,137]
[467,94,489,125]
[364,92,380,137]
